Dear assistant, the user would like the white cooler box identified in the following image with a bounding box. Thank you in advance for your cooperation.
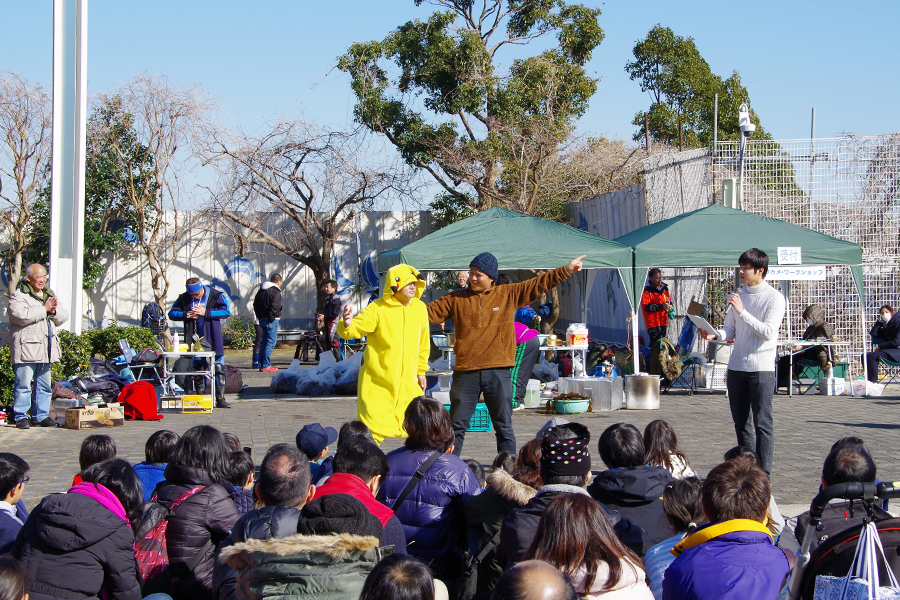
[559,377,624,411]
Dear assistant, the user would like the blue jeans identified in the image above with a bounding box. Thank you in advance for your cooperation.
[726,369,776,474]
[259,318,279,368]
[14,363,52,423]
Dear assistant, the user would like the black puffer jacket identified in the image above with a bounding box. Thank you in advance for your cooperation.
[213,505,302,600]
[156,464,241,600]
[499,485,650,566]
[587,465,675,547]
[14,491,141,600]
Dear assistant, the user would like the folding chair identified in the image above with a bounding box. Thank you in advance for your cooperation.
[118,339,163,386]
[661,318,702,395]
[870,337,900,387]
[791,356,821,395]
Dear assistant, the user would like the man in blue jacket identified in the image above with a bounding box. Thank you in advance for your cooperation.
[663,458,790,600]
[169,277,232,408]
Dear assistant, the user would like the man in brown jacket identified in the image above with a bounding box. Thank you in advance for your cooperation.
[427,252,585,454]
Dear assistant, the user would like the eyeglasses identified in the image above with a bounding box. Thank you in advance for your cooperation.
[19,477,29,485]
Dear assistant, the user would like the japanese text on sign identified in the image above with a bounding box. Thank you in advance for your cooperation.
[766,265,826,280]
[777,247,802,265]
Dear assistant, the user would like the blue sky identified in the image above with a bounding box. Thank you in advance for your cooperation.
[3,1,898,144]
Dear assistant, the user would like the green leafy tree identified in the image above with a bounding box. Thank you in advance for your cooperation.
[626,24,769,147]
[338,0,604,217]
[24,97,153,288]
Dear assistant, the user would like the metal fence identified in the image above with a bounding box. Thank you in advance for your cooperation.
[642,135,900,378]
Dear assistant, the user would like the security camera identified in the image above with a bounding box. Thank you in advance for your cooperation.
[738,103,756,138]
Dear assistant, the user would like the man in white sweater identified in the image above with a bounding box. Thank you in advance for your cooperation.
[698,249,785,474]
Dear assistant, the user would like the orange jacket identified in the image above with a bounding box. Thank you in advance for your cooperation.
[641,284,671,329]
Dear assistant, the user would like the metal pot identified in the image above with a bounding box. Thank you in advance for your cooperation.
[624,374,660,410]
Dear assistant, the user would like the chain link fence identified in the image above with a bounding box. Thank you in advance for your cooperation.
[642,135,900,378]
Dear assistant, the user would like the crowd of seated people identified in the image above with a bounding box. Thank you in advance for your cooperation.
[0,404,892,600]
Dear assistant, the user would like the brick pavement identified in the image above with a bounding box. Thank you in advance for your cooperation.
[3,351,898,515]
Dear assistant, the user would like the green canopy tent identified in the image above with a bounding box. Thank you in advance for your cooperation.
[613,204,866,373]
[378,206,636,322]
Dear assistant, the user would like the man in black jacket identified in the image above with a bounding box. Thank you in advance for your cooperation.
[213,444,384,600]
[253,274,283,373]
[498,423,650,566]
[780,441,889,552]
[317,279,342,361]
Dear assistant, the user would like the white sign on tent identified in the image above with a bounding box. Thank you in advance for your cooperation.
[766,265,827,280]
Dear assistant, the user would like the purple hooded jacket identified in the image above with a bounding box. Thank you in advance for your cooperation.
[662,524,790,600]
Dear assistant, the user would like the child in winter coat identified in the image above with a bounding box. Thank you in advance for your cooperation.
[15,459,143,600]
[338,264,430,443]
[0,453,29,555]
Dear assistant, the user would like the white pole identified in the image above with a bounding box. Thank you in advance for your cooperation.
[49,0,87,333]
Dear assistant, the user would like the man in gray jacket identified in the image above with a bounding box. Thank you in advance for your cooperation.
[9,264,69,429]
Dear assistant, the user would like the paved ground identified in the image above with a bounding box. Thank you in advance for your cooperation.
[3,350,899,517]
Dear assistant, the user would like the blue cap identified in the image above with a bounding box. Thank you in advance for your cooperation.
[296,423,338,458]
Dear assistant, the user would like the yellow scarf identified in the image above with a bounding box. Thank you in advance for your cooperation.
[671,519,773,557]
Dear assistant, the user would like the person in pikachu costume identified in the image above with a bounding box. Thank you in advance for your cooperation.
[337,264,430,443]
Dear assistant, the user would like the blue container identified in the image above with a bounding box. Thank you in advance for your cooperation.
[555,398,591,414]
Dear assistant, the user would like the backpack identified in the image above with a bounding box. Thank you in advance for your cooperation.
[135,486,210,595]
[141,302,167,334]
[649,338,683,381]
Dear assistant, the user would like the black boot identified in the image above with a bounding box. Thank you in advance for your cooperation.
[215,364,231,409]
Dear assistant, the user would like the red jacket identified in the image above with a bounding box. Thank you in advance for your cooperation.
[313,472,394,526]
[641,284,672,329]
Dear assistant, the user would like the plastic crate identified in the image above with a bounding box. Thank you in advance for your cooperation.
[702,364,728,390]
[443,402,493,432]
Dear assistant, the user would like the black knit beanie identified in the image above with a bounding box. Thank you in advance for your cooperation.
[469,252,499,281]
[297,493,383,538]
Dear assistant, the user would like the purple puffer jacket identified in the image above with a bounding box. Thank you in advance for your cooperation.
[379,448,479,576]
[662,524,790,600]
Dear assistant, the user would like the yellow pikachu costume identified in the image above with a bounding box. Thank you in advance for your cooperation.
[337,264,430,443]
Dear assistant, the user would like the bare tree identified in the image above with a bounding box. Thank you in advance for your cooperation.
[539,137,645,209]
[96,74,214,307]
[0,72,52,293]
[205,120,415,311]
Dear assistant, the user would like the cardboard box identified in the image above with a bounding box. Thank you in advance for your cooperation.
[687,300,704,316]
[65,403,124,430]
[182,395,213,413]
[159,395,183,412]
[160,394,213,413]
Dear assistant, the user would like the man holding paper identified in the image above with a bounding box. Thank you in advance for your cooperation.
[697,249,785,474]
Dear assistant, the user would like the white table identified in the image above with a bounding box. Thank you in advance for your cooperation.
[161,351,216,402]
[539,345,589,371]
[776,340,852,397]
